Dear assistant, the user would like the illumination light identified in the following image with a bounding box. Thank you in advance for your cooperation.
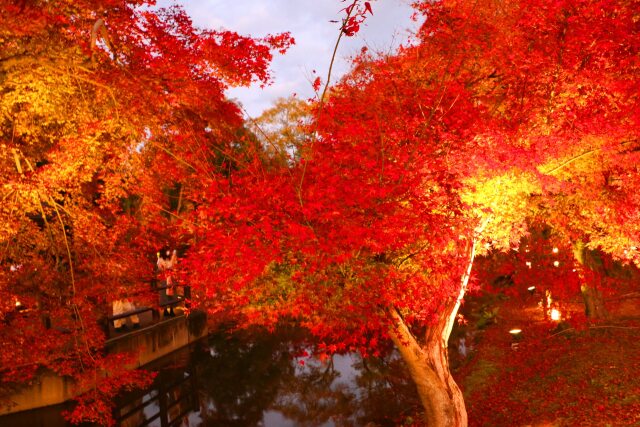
[527,286,536,295]
[525,261,532,268]
[509,328,522,350]
[15,301,21,308]
[552,247,559,253]
[553,261,560,267]
[550,308,561,321]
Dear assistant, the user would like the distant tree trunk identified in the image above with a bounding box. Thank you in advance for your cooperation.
[387,236,478,427]
[572,241,609,320]
[580,283,608,319]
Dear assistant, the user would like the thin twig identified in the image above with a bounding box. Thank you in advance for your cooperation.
[240,105,287,159]
[317,0,356,113]
[49,199,75,294]
[19,152,97,366]
[543,139,638,175]
[148,139,197,171]
[299,0,359,208]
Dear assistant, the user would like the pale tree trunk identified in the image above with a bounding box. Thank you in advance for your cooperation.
[389,307,468,427]
[387,233,479,426]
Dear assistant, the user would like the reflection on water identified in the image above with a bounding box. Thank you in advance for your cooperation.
[1,326,421,426]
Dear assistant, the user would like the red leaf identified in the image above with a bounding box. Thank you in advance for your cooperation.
[364,2,373,15]
[313,76,322,92]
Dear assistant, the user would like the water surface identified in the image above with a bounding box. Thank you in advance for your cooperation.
[1,326,421,426]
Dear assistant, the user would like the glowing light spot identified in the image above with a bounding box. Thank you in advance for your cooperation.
[526,261,532,268]
[550,308,561,321]
[552,247,559,253]
[553,261,560,267]
[509,329,522,335]
[527,286,536,292]
[15,301,21,308]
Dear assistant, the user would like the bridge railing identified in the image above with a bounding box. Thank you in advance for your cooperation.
[107,283,191,337]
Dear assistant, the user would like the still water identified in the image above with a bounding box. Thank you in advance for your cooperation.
[1,326,420,427]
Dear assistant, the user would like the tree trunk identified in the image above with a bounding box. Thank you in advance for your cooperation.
[386,232,479,426]
[388,307,467,427]
[572,241,609,320]
[581,284,608,319]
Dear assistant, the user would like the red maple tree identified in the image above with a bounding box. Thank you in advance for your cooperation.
[0,0,291,424]
[1,0,639,426]
[183,1,639,425]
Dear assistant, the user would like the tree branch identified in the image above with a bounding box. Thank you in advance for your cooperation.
[544,139,639,175]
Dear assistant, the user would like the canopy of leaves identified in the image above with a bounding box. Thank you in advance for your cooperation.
[0,0,292,423]
[184,0,640,353]
[1,0,639,423]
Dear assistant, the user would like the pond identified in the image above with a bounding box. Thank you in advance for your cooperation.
[0,326,421,427]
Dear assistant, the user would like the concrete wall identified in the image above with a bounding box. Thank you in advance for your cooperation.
[0,312,208,416]
[0,373,76,417]
[106,310,207,368]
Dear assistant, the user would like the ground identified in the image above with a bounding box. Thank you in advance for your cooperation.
[453,289,640,427]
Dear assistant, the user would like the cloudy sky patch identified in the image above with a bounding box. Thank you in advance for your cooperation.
[168,0,419,117]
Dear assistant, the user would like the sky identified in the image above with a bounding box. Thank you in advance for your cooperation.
[171,0,419,118]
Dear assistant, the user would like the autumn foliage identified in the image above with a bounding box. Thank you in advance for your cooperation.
[1,0,639,425]
[1,0,292,423]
